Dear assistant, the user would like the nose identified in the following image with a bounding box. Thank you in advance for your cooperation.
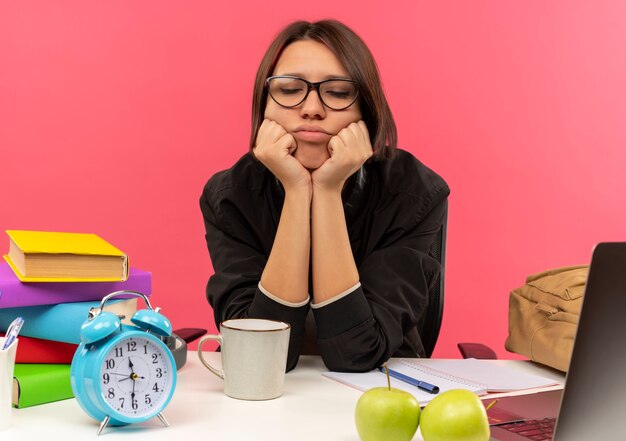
[299,87,326,119]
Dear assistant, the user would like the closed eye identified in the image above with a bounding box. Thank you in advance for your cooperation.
[279,87,304,95]
[324,90,353,99]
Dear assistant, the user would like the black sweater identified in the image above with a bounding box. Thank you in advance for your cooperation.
[200,149,450,372]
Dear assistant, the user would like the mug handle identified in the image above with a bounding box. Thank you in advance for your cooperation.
[197,335,225,379]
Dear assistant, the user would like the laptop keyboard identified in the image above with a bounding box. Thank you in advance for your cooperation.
[497,417,556,440]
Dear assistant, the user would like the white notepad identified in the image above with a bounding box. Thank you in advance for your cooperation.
[323,358,561,405]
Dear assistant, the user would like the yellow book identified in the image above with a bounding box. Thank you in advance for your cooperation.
[4,230,129,282]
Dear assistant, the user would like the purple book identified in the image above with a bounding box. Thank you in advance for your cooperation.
[0,262,152,308]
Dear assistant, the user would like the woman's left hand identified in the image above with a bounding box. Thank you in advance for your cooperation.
[311,121,373,192]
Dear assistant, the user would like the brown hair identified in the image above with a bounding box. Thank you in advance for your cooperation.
[250,19,397,160]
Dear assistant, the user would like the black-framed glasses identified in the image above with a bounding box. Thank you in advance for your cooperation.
[265,75,359,111]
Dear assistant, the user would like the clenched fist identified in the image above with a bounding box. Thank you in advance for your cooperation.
[253,119,312,191]
[312,121,373,192]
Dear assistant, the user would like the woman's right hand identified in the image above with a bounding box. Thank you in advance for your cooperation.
[253,119,311,192]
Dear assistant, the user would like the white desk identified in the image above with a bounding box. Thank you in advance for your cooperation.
[4,353,565,441]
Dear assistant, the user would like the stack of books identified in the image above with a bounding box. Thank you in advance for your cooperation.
[0,230,152,408]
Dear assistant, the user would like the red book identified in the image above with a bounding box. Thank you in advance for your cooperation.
[1,333,77,364]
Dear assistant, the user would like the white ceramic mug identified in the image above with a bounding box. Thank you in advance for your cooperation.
[197,318,290,400]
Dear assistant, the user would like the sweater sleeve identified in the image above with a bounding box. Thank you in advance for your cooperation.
[199,183,309,372]
[312,194,447,372]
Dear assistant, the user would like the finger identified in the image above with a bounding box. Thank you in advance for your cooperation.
[255,120,267,147]
[357,121,374,158]
[338,125,357,148]
[357,120,370,140]
[256,119,275,146]
[264,120,285,140]
[287,134,298,155]
[258,120,288,148]
[336,123,372,165]
[259,118,271,131]
[350,121,373,156]
[259,118,279,137]
[327,135,345,156]
[346,121,369,146]
[276,133,297,153]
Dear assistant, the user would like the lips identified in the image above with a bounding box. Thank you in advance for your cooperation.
[294,125,331,134]
[293,125,332,142]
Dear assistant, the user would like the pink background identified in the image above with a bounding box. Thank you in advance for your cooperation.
[1,1,625,358]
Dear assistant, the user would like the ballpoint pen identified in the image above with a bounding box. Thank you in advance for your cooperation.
[378,366,440,394]
[2,316,24,351]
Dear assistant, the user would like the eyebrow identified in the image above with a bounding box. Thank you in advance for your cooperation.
[277,72,353,81]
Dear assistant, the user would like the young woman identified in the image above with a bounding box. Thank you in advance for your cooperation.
[200,20,449,372]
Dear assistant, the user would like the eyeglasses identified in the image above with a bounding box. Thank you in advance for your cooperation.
[265,75,359,111]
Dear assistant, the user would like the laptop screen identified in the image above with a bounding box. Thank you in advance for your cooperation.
[553,243,626,441]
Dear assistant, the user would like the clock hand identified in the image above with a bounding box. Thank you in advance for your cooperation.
[127,357,138,381]
[130,358,138,398]
[118,374,143,382]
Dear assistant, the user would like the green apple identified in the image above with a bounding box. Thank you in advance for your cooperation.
[420,389,490,441]
[355,386,421,441]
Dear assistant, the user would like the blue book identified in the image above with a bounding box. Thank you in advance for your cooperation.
[0,298,138,344]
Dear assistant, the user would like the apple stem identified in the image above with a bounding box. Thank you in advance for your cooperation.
[383,363,391,390]
[485,399,498,411]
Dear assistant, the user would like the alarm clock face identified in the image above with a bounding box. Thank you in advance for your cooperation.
[99,335,175,418]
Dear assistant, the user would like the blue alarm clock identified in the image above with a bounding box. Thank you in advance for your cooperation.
[70,291,177,435]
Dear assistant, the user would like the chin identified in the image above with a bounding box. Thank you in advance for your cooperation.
[294,145,329,170]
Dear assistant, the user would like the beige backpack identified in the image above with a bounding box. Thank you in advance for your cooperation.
[505,265,588,372]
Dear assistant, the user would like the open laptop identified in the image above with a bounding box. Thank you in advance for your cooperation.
[488,242,626,441]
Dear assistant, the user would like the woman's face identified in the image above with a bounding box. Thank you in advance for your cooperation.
[264,40,362,170]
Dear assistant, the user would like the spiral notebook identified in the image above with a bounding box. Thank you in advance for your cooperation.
[323,358,561,405]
